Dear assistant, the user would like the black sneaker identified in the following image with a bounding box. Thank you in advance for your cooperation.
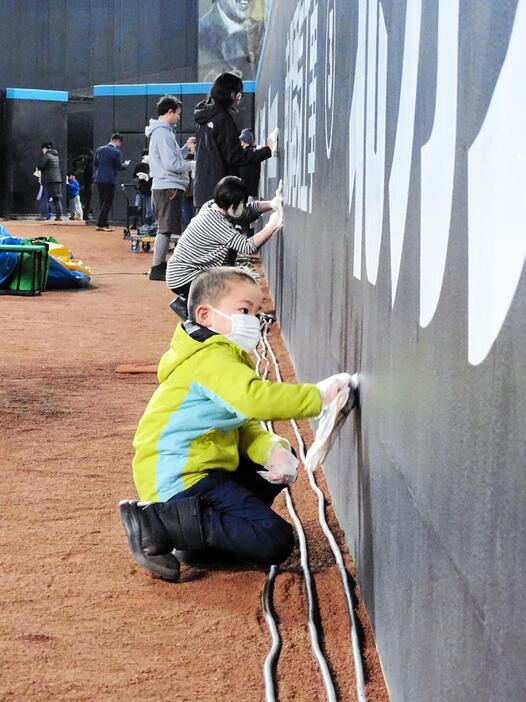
[119,500,180,582]
[149,262,166,281]
[169,296,188,319]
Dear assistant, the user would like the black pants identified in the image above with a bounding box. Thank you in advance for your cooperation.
[168,458,294,566]
[170,281,192,297]
[96,183,116,227]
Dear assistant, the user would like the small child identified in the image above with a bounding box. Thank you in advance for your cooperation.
[120,267,353,582]
[238,128,261,199]
[67,175,83,220]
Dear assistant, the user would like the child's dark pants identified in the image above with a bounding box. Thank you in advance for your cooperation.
[167,459,294,566]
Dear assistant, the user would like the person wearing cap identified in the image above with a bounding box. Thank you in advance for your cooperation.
[238,128,262,199]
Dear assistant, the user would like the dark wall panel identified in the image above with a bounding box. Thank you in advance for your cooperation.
[0,0,198,94]
[257,1,526,700]
[1,97,67,216]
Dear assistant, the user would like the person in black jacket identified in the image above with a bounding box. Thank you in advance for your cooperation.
[37,142,63,222]
[238,128,261,198]
[193,72,274,209]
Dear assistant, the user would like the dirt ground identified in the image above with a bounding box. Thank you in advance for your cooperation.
[0,221,389,701]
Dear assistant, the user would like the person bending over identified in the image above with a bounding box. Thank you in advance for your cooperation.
[165,176,282,313]
[120,267,353,582]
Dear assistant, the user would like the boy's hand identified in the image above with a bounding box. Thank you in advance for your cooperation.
[264,445,298,484]
[316,372,357,408]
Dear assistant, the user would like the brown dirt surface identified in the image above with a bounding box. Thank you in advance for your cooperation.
[0,221,389,701]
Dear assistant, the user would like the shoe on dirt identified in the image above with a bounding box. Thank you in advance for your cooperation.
[119,500,180,583]
[149,262,167,281]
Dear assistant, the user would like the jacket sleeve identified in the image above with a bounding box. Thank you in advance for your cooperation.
[93,150,99,168]
[233,201,262,226]
[37,153,48,172]
[194,344,322,421]
[238,419,290,466]
[214,114,272,170]
[157,130,192,175]
[114,149,127,171]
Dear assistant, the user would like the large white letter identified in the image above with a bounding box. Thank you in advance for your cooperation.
[388,0,422,305]
[364,0,388,285]
[467,0,526,365]
[419,0,460,327]
[348,0,367,279]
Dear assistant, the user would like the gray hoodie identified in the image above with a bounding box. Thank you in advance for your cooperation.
[144,119,192,190]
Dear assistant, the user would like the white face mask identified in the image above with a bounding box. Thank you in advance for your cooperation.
[227,202,245,219]
[210,307,261,353]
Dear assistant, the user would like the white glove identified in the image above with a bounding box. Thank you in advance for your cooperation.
[267,128,279,155]
[123,160,131,167]
[316,372,356,409]
[137,172,149,181]
[263,445,298,485]
[269,179,283,211]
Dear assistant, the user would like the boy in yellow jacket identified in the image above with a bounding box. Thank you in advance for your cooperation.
[121,267,354,582]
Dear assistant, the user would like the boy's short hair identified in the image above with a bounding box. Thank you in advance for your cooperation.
[157,95,182,116]
[111,132,123,142]
[188,267,258,321]
[42,141,53,149]
[214,176,248,210]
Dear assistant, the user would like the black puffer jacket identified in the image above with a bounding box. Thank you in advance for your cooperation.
[193,100,271,208]
[38,149,62,184]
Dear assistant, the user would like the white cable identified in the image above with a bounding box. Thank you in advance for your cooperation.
[283,484,337,701]
[258,318,336,701]
[291,419,367,702]
[261,322,368,702]
[262,565,281,702]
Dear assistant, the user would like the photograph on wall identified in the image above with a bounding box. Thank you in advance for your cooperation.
[198,0,266,82]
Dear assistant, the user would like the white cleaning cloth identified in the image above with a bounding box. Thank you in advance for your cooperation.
[305,374,359,472]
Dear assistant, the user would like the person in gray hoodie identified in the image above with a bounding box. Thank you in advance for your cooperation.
[145,95,196,281]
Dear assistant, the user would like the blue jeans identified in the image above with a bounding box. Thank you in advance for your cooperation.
[38,186,51,218]
[134,192,153,224]
[168,460,295,566]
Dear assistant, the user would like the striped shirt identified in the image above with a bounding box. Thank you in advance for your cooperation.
[166,200,262,290]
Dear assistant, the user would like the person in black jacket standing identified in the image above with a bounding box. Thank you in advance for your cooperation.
[193,72,274,210]
[37,142,63,222]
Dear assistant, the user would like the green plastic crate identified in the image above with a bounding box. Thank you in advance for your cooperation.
[0,244,49,296]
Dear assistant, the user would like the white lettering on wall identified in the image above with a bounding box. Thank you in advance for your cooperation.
[419,0,460,327]
[324,0,336,158]
[467,0,526,365]
[364,0,388,285]
[348,0,367,279]
[348,0,387,285]
[388,0,422,305]
[284,0,319,213]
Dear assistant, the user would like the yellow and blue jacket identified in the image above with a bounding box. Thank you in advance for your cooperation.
[133,323,322,502]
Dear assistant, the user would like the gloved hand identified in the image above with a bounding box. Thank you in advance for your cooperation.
[316,372,356,409]
[123,160,131,167]
[137,172,149,181]
[264,445,298,485]
[269,180,283,211]
[267,128,279,155]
